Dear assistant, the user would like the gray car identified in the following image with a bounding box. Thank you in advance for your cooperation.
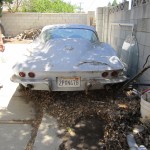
[11,24,127,91]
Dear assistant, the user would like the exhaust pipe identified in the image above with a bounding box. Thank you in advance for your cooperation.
[26,84,33,90]
[104,85,112,91]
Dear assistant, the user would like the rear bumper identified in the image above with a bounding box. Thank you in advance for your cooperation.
[11,74,127,91]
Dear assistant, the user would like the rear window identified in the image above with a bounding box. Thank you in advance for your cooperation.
[40,28,98,43]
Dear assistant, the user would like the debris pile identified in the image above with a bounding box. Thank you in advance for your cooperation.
[15,28,41,40]
[24,90,150,150]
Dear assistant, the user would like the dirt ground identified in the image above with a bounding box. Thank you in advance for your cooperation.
[23,89,150,150]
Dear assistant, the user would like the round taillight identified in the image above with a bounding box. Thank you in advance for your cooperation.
[102,72,108,78]
[28,72,35,78]
[111,71,118,77]
[19,72,26,77]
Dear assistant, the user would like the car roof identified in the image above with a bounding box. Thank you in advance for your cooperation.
[42,24,96,32]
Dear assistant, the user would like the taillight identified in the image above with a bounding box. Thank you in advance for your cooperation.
[111,71,118,77]
[28,72,35,78]
[102,72,108,78]
[19,72,26,77]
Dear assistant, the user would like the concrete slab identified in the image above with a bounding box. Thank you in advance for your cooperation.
[0,44,34,115]
[0,62,19,108]
[0,44,35,120]
[0,96,35,120]
[0,63,26,107]
[0,84,20,109]
[0,44,35,150]
[11,86,26,97]
[0,124,31,150]
[33,114,62,150]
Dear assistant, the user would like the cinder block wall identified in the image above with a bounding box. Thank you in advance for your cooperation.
[1,12,88,36]
[96,2,150,85]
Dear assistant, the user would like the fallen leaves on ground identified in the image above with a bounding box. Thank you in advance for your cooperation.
[23,89,150,150]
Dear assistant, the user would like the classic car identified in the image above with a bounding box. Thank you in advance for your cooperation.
[11,24,127,91]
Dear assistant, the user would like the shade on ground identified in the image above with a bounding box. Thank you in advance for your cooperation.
[0,124,31,150]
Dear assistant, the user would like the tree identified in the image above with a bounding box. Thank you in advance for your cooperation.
[112,0,118,6]
[0,0,12,4]
[6,0,23,12]
[107,0,119,7]
[107,2,112,7]
[20,0,76,13]
[0,0,13,16]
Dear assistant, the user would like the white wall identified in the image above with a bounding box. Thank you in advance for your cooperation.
[1,12,90,36]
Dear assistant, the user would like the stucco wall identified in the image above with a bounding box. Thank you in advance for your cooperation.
[96,2,150,84]
[1,12,89,36]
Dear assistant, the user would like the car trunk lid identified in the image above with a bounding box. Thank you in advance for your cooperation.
[16,39,124,72]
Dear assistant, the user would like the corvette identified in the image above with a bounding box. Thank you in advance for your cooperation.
[11,24,127,91]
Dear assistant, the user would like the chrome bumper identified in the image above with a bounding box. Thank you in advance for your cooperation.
[11,74,127,91]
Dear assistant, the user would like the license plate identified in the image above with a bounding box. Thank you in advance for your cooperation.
[57,77,80,87]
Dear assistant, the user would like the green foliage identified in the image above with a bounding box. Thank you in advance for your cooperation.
[107,2,112,7]
[0,0,13,4]
[112,0,118,6]
[107,0,118,7]
[0,0,13,16]
[21,0,76,13]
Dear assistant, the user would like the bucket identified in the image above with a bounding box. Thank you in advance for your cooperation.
[140,91,150,119]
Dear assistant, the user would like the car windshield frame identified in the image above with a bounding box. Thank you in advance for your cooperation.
[39,28,99,43]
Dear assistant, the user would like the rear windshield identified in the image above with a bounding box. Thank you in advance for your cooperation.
[40,28,98,43]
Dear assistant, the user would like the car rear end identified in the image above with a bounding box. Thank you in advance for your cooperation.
[11,69,127,91]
